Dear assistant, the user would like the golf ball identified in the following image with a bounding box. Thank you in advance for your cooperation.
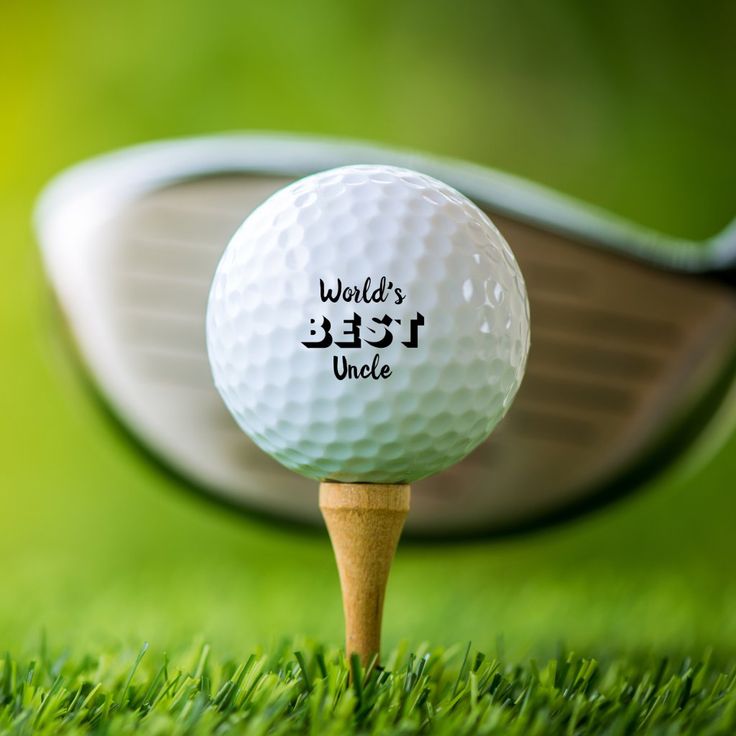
[207,165,529,484]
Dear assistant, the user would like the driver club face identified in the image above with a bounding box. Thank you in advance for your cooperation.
[36,137,736,537]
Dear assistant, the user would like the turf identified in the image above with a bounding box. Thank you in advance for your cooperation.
[2,641,735,735]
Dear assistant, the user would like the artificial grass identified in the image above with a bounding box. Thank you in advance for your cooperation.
[2,641,735,735]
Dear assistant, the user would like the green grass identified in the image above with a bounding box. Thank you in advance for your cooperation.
[2,641,735,735]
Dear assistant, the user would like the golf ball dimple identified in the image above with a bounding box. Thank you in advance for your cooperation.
[207,165,530,484]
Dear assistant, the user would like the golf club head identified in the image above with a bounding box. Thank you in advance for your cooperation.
[35,134,736,537]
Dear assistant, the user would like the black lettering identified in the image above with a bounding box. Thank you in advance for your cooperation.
[302,317,333,348]
[319,279,342,302]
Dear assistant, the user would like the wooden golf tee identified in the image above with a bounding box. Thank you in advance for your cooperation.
[319,482,411,666]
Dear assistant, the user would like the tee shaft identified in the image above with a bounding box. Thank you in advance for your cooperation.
[319,482,410,665]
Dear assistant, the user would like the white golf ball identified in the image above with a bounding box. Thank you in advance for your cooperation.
[207,165,530,484]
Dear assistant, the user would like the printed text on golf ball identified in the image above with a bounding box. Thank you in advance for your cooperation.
[302,276,423,380]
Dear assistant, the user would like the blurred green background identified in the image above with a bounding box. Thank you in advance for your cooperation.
[1,1,735,659]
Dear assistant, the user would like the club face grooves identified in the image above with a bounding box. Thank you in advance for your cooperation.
[39,170,736,538]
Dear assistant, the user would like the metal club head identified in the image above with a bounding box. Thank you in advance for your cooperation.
[35,134,736,537]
